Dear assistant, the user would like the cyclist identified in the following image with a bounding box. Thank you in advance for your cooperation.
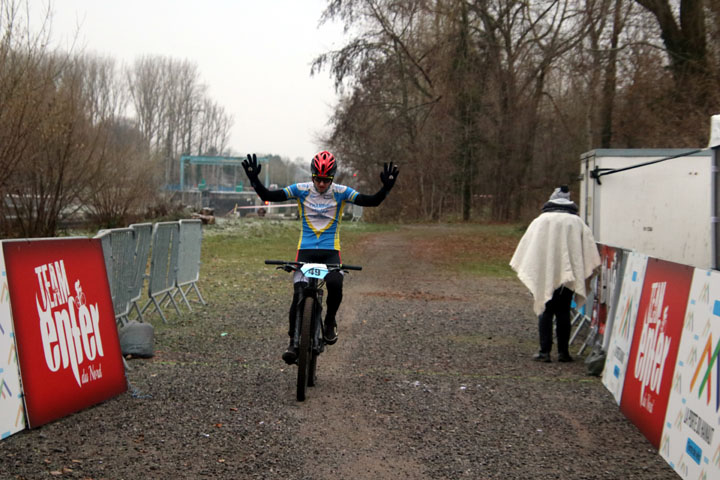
[242,151,399,364]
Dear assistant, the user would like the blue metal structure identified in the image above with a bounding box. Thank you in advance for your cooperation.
[179,155,269,191]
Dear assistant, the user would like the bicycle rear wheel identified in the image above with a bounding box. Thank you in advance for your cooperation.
[296,297,315,401]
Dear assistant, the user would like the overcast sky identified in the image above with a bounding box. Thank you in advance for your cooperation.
[32,0,346,162]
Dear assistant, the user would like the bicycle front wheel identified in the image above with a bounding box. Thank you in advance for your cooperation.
[296,297,315,401]
[308,349,318,387]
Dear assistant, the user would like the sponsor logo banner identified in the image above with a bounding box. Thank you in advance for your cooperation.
[602,252,648,404]
[0,246,26,439]
[660,268,720,478]
[620,258,694,448]
[3,239,126,428]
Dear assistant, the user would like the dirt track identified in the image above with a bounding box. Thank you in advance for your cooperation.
[1,224,677,479]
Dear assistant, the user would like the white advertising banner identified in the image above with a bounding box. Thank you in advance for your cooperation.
[660,268,720,478]
[602,251,649,404]
[0,244,26,439]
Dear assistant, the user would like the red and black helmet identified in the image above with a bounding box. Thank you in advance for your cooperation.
[311,151,337,178]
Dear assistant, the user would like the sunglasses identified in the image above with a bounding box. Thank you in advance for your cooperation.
[313,175,334,184]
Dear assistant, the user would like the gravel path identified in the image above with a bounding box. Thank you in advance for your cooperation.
[1,225,678,479]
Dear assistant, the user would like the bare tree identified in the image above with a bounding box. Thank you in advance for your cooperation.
[127,56,229,189]
[84,118,160,227]
[127,55,164,149]
[631,0,719,143]
[315,0,452,220]
[4,54,101,236]
[77,55,161,227]
[468,0,588,220]
[197,98,232,156]
[0,0,55,193]
[316,0,594,221]
[634,0,713,86]
[0,3,235,236]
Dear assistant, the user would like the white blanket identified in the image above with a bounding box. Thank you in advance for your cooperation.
[510,212,601,315]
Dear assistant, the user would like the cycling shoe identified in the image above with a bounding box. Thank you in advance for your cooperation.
[282,344,298,364]
[323,321,338,345]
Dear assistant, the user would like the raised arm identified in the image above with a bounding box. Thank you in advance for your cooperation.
[354,162,399,207]
[242,154,287,202]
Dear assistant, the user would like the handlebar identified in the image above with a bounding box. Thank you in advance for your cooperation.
[339,264,362,271]
[265,260,362,271]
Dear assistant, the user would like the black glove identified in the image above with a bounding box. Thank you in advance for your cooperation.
[242,154,261,182]
[380,162,399,191]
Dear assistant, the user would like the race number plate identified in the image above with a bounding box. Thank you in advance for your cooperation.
[300,263,329,279]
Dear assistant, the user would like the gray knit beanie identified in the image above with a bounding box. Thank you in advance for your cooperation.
[549,185,570,201]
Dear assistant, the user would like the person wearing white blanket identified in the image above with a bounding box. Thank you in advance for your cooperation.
[510,185,601,363]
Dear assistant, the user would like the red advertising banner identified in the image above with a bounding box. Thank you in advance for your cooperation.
[620,258,694,448]
[3,238,126,428]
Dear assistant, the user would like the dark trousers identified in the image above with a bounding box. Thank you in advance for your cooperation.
[287,249,343,338]
[538,286,574,355]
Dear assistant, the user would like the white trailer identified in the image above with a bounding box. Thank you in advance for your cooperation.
[579,148,716,269]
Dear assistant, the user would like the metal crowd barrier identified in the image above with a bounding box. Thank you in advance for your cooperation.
[97,220,206,325]
[127,223,153,321]
[95,227,137,326]
[95,223,154,326]
[351,205,363,222]
[141,222,181,323]
[172,219,206,310]
[569,303,593,353]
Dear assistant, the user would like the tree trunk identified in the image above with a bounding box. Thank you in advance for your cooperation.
[634,0,711,99]
[600,0,624,147]
[453,2,475,221]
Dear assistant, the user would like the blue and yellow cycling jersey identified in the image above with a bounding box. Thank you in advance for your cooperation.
[283,182,359,250]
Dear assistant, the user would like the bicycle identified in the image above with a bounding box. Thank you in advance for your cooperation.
[265,260,362,401]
